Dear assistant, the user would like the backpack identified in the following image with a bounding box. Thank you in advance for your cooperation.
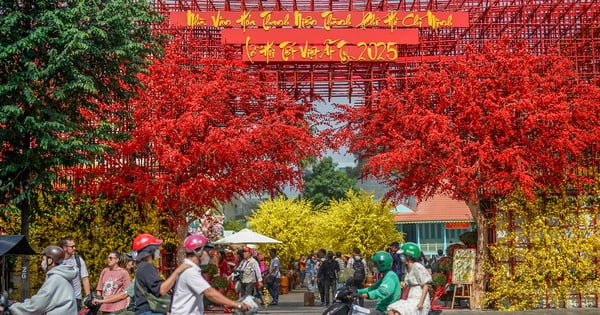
[352,259,366,282]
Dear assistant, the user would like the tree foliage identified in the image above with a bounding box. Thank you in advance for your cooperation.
[76,37,324,229]
[0,0,164,232]
[303,156,357,206]
[334,41,600,308]
[486,189,600,310]
[247,196,318,264]
[247,191,402,264]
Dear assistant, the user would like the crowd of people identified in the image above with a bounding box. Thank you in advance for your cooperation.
[0,235,444,315]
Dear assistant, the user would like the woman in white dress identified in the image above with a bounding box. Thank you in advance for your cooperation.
[387,243,432,315]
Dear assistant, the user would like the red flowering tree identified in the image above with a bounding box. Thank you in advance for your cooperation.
[76,38,323,240]
[334,42,600,308]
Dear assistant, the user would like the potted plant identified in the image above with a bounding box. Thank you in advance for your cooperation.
[437,256,453,272]
[211,275,230,293]
[201,263,219,281]
[431,272,447,287]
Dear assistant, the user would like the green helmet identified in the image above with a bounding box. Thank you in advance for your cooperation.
[401,242,421,259]
[371,251,393,272]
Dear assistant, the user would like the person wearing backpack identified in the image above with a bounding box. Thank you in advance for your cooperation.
[346,247,367,306]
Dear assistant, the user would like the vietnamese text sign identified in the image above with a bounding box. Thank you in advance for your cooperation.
[222,28,418,44]
[452,248,476,285]
[170,10,469,31]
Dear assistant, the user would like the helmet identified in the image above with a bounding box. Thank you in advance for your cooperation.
[184,234,209,253]
[42,246,65,265]
[401,242,421,259]
[125,250,138,261]
[371,251,393,272]
[132,233,162,251]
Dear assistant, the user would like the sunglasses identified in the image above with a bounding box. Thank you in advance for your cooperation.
[108,256,118,260]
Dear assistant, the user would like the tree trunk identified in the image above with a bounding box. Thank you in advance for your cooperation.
[175,217,188,263]
[465,199,488,310]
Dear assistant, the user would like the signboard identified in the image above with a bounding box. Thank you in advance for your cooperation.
[170,10,470,31]
[452,248,476,284]
[169,10,470,63]
[445,222,472,229]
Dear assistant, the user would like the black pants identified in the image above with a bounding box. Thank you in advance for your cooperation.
[76,298,82,312]
[321,279,335,305]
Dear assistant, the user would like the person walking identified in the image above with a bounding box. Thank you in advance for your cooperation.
[170,235,250,315]
[60,236,91,311]
[317,251,339,307]
[304,254,318,293]
[265,248,281,306]
[133,233,190,315]
[346,247,367,306]
[95,250,131,314]
[4,246,78,315]
[236,247,263,298]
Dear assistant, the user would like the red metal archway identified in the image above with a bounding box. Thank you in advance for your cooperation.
[150,0,600,101]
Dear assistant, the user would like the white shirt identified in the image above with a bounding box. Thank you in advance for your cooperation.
[170,259,211,315]
[62,255,88,299]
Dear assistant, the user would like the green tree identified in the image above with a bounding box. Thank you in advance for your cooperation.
[303,157,357,206]
[223,219,246,232]
[0,0,163,296]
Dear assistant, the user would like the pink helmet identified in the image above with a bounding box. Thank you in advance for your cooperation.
[184,234,209,253]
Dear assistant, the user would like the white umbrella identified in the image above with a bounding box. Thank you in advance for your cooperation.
[213,228,282,245]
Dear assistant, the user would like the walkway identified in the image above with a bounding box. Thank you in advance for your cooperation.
[207,288,600,314]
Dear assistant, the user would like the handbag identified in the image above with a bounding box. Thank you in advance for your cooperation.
[400,285,410,300]
[264,274,275,286]
[135,279,171,313]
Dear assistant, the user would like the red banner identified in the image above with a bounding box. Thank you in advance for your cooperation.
[222,28,418,44]
[170,10,469,31]
[445,222,472,229]
[243,41,416,64]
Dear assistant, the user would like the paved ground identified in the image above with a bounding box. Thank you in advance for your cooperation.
[208,288,600,314]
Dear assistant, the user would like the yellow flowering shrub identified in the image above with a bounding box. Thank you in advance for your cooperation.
[485,190,600,310]
[247,196,319,264]
[247,191,403,265]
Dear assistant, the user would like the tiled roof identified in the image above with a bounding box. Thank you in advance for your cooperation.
[393,194,473,223]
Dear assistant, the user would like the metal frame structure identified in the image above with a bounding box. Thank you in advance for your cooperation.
[151,0,600,101]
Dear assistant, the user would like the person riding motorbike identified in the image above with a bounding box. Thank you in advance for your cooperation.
[133,233,190,315]
[386,243,432,315]
[1,246,78,315]
[357,251,401,315]
[170,234,250,315]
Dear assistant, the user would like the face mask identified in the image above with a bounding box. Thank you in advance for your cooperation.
[153,249,161,260]
[200,251,210,265]
[41,257,49,271]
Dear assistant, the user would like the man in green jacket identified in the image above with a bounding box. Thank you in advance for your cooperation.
[357,251,401,315]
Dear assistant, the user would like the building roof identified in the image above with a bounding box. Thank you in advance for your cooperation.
[393,194,473,224]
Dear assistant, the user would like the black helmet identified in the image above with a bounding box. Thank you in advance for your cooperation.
[42,246,65,265]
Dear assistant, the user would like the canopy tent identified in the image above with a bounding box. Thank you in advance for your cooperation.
[0,235,37,256]
[213,228,281,245]
[0,235,37,293]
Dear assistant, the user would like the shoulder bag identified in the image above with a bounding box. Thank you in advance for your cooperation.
[135,279,171,313]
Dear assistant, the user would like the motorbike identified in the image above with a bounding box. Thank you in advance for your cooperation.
[322,283,370,315]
